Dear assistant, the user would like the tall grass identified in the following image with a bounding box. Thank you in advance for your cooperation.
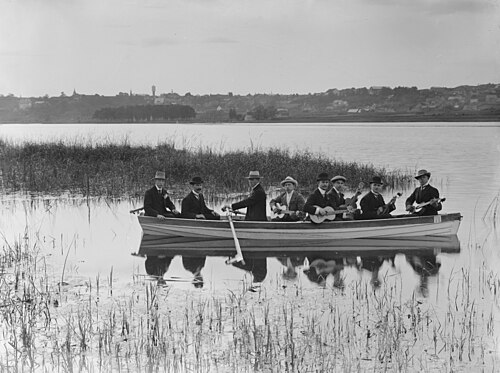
[0,231,498,372]
[0,139,413,197]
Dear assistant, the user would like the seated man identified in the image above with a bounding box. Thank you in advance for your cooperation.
[303,172,334,218]
[359,176,395,219]
[144,171,180,219]
[181,176,220,220]
[405,169,442,216]
[327,175,363,220]
[223,171,267,221]
[270,176,306,221]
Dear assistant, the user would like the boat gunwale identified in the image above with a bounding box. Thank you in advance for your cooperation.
[137,212,463,231]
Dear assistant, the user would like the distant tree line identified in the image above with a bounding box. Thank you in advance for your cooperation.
[93,104,196,121]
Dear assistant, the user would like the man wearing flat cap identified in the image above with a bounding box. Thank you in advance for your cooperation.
[327,175,363,220]
[405,169,442,216]
[303,172,334,217]
[144,171,180,219]
[359,176,395,219]
[269,176,306,221]
[223,171,267,221]
[181,176,220,220]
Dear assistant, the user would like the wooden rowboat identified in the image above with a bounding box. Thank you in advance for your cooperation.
[135,213,462,251]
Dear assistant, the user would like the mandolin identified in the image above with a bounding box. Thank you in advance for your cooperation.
[345,182,365,209]
[310,206,350,224]
[377,192,402,216]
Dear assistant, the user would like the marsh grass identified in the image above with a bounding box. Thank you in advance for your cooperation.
[0,231,498,372]
[0,139,413,198]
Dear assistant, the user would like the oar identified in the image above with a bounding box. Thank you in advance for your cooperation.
[130,206,144,214]
[222,207,245,265]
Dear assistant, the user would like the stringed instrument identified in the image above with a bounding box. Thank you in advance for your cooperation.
[345,182,365,209]
[310,206,350,224]
[413,197,446,212]
[377,192,402,216]
[272,203,295,219]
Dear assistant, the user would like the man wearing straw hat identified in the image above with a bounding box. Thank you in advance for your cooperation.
[144,171,180,219]
[181,176,220,220]
[405,169,442,216]
[269,176,306,221]
[223,171,267,221]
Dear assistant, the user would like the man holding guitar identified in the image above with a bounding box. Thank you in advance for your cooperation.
[270,176,306,221]
[359,176,397,219]
[405,169,443,216]
[303,172,335,220]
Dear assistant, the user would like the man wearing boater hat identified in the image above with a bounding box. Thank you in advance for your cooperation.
[359,176,395,219]
[223,171,267,221]
[269,176,306,221]
[303,172,334,217]
[144,171,180,219]
[181,176,220,220]
[405,169,442,216]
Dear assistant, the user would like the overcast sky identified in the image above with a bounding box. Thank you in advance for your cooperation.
[1,0,499,97]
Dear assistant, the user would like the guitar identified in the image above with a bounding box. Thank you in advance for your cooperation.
[377,192,402,216]
[413,198,446,213]
[310,206,350,224]
[272,203,295,219]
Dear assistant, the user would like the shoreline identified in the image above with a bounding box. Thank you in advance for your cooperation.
[1,112,499,124]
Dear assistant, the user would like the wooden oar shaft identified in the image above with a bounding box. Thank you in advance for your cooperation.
[225,213,245,265]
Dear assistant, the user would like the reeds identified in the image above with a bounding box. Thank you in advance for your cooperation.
[0,229,498,372]
[0,138,413,197]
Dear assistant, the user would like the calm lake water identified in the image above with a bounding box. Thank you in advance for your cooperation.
[0,122,499,299]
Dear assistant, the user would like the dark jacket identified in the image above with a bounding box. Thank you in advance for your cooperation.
[327,188,346,209]
[303,189,333,215]
[144,186,176,217]
[405,185,442,216]
[181,192,219,220]
[360,192,395,219]
[232,183,267,221]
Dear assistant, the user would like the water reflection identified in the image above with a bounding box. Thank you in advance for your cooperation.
[139,234,459,296]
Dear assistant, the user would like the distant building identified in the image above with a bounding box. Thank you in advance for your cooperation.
[154,97,166,105]
[276,108,289,118]
[19,98,32,110]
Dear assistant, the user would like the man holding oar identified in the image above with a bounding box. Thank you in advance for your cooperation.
[406,169,442,216]
[223,171,267,221]
[144,171,180,219]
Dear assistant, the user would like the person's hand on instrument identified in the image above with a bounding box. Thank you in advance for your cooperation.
[406,205,415,213]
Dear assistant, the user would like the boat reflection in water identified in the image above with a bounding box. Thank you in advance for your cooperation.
[136,234,459,296]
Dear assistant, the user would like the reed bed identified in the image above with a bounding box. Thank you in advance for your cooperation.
[0,231,498,372]
[0,139,413,197]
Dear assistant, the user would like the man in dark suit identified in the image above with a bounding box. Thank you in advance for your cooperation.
[359,176,395,219]
[405,169,442,216]
[223,171,267,221]
[303,172,333,217]
[181,176,220,220]
[144,171,180,219]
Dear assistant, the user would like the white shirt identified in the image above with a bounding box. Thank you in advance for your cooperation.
[286,191,293,207]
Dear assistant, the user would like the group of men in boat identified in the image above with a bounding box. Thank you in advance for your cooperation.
[143,169,442,222]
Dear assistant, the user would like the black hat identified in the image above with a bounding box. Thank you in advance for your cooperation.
[369,176,384,185]
[189,176,204,185]
[316,172,330,182]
